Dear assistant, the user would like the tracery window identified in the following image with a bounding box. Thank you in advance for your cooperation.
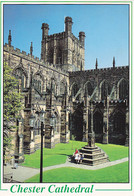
[71,83,79,97]
[85,82,93,96]
[33,78,43,94]
[15,68,27,89]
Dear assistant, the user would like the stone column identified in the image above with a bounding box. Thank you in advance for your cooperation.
[60,93,70,143]
[103,96,109,144]
[82,107,88,142]
[60,100,70,144]
[82,94,88,142]
[88,103,95,147]
[45,109,55,148]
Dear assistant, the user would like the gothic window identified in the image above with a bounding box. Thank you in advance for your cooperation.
[51,78,57,95]
[71,83,79,97]
[85,82,93,96]
[101,80,111,100]
[14,68,27,89]
[49,48,53,64]
[113,111,126,134]
[119,79,128,100]
[60,79,67,95]
[57,48,62,64]
[93,111,103,134]
[33,75,43,94]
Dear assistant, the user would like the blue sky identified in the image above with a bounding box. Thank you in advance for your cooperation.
[3,4,129,70]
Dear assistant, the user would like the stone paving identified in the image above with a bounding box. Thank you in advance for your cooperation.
[4,157,128,182]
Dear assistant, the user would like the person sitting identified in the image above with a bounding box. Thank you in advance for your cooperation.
[74,149,78,155]
[72,149,78,162]
[75,153,81,164]
[80,153,84,164]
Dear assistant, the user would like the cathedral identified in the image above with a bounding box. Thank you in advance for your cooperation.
[3,17,129,163]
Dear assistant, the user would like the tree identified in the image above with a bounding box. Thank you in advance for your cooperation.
[3,62,23,161]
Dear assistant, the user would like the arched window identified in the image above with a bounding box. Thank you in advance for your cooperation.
[113,111,126,134]
[33,72,44,94]
[57,48,62,64]
[119,79,128,100]
[85,82,93,96]
[14,68,27,89]
[93,111,103,134]
[101,80,111,100]
[49,48,53,64]
[60,79,67,95]
[71,83,79,97]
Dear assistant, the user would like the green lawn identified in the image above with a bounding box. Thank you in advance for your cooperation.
[25,161,129,183]
[21,140,128,168]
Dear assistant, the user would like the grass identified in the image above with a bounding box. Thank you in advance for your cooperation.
[21,140,129,168]
[25,161,129,183]
[95,143,129,161]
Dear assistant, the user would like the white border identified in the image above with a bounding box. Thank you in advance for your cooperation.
[1,1,133,196]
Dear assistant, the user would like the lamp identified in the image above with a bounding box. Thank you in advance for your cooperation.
[40,109,45,123]
[35,108,46,183]
[50,113,56,127]
[29,114,35,128]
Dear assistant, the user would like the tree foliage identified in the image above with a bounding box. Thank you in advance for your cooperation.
[3,62,23,154]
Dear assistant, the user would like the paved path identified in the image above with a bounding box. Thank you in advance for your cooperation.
[4,157,128,182]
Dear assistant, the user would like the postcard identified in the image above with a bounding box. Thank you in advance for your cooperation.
[0,0,133,196]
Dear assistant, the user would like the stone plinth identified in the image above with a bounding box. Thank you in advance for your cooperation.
[79,145,109,166]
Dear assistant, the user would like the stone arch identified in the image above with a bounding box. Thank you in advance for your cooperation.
[117,78,129,100]
[33,70,45,93]
[70,82,79,97]
[13,66,28,89]
[34,69,45,82]
[100,79,111,100]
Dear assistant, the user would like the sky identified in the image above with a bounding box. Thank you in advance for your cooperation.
[3,4,129,70]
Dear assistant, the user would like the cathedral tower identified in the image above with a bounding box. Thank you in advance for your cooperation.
[41,17,85,71]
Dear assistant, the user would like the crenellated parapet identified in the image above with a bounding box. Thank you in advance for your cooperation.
[69,65,129,76]
[4,43,69,76]
[69,65,129,102]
